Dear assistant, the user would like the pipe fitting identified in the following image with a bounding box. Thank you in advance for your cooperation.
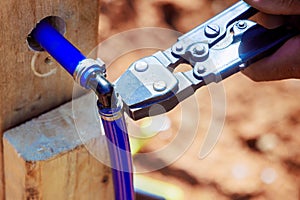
[73,58,106,89]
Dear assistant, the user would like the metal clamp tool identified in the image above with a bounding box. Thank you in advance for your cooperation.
[115,0,298,120]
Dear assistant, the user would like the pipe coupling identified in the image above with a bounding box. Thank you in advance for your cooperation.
[73,58,106,89]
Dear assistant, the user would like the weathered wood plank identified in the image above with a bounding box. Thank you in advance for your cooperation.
[3,93,113,200]
[0,0,99,198]
[0,0,99,131]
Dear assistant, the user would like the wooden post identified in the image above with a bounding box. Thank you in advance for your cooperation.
[3,94,114,199]
[0,0,99,198]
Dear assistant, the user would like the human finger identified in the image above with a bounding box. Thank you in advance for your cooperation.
[251,13,286,29]
[242,35,300,81]
[244,0,300,15]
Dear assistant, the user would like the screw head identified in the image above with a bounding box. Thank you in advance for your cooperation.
[153,80,167,92]
[134,61,148,72]
[205,24,220,38]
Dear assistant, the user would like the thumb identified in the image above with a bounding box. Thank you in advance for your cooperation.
[244,0,300,15]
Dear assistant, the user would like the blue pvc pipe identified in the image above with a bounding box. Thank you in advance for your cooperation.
[31,20,86,75]
[32,19,135,199]
[100,106,135,200]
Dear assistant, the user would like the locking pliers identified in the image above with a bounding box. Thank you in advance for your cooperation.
[115,0,298,120]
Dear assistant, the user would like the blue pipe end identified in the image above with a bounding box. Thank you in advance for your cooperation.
[28,17,86,75]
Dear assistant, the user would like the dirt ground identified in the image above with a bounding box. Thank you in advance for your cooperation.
[98,0,300,199]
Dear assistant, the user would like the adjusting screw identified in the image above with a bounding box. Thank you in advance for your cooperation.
[204,24,220,38]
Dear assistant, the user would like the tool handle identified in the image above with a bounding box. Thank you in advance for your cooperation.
[239,24,298,66]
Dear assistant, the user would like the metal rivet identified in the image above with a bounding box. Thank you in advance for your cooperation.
[239,63,247,69]
[196,65,206,74]
[189,43,209,62]
[237,21,247,29]
[193,45,205,55]
[205,24,220,38]
[153,81,167,92]
[175,43,183,52]
[134,61,148,72]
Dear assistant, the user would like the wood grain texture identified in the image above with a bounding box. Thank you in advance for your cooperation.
[0,0,99,198]
[3,93,113,200]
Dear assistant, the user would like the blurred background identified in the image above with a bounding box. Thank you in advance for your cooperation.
[97,0,300,199]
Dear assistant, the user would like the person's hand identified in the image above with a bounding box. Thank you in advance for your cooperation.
[242,0,300,81]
